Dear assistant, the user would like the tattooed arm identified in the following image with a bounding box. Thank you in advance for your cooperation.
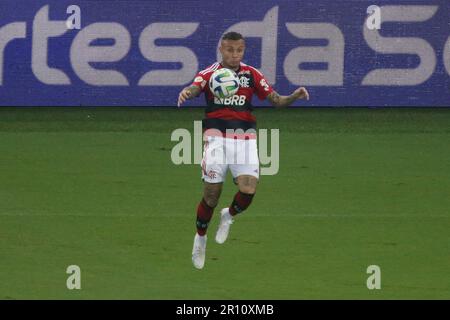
[267,87,310,108]
[177,85,202,107]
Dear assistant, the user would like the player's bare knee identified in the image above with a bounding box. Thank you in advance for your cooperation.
[239,185,256,195]
[204,195,219,208]
[203,183,222,208]
[237,175,258,195]
[204,191,220,208]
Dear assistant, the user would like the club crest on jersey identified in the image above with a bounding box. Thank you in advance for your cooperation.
[239,76,250,88]
[214,95,247,106]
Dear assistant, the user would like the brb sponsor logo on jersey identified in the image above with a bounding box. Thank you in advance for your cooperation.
[0,3,448,89]
[214,95,247,106]
[212,70,257,106]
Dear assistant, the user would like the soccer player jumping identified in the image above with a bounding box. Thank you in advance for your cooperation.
[177,32,309,269]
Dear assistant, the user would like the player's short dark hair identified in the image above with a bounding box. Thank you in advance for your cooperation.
[221,32,245,42]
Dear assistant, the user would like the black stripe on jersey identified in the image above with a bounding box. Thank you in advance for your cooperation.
[202,118,256,133]
[205,103,253,113]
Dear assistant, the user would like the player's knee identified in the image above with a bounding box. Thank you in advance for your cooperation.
[204,195,219,208]
[239,185,256,195]
[203,182,222,208]
[203,190,220,208]
[237,175,258,195]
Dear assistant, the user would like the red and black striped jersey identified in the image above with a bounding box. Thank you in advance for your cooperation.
[191,62,274,134]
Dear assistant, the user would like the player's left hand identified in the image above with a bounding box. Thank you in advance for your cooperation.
[294,87,310,101]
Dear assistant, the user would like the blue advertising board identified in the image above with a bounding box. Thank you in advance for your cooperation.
[0,0,449,106]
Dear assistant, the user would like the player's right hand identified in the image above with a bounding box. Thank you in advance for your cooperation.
[294,87,310,101]
[177,88,192,107]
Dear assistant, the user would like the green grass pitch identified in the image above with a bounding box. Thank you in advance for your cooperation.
[0,107,449,299]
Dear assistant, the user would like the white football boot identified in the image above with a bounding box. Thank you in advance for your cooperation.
[215,208,234,244]
[192,234,207,269]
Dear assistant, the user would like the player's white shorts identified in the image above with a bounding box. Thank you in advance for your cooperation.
[201,134,259,183]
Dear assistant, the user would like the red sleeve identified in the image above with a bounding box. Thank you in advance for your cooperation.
[190,73,209,92]
[252,68,274,100]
